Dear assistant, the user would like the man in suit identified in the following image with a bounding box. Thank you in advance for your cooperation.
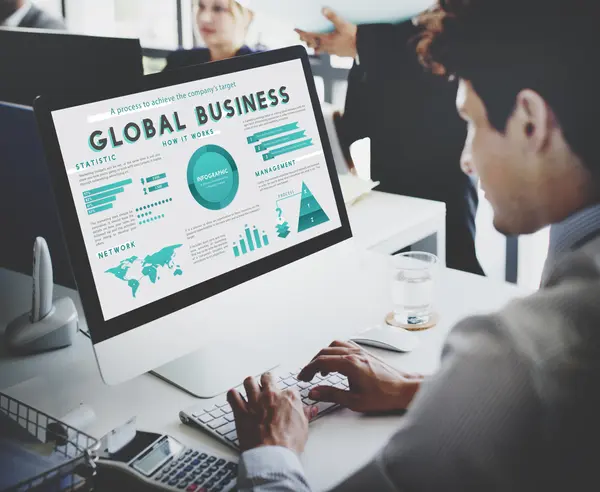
[0,0,66,30]
[223,0,600,490]
[298,10,483,276]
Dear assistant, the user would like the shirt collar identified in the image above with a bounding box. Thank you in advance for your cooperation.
[548,203,600,256]
[2,1,33,27]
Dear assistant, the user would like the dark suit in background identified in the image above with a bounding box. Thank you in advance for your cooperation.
[19,3,66,30]
[338,20,483,275]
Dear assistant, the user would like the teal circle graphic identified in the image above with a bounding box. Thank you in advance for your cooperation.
[187,144,239,210]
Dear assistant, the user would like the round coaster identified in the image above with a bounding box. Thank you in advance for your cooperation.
[385,311,439,331]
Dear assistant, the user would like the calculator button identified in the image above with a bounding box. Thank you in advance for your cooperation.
[169,479,179,486]
[186,485,198,492]
[191,451,199,458]
[199,462,209,469]
[216,458,225,466]
[185,449,192,455]
[199,453,207,459]
[207,456,216,463]
[209,465,219,473]
[201,472,211,480]
[224,413,235,422]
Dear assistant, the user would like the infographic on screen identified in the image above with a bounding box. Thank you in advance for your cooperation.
[51,59,342,320]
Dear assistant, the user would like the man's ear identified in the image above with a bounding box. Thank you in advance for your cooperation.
[513,89,552,153]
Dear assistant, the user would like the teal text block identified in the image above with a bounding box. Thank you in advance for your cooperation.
[83,179,132,197]
[83,187,124,203]
[85,195,116,209]
[146,173,167,183]
[87,203,113,215]
[246,122,299,143]
[263,139,313,161]
[149,182,169,192]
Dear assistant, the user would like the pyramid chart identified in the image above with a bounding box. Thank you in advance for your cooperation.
[297,182,329,233]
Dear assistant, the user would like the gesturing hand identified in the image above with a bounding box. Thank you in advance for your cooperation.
[227,373,317,454]
[295,8,358,58]
[298,340,424,413]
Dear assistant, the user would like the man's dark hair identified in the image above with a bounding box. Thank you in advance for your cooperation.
[416,0,600,174]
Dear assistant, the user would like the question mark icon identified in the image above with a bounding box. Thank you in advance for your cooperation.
[276,207,282,220]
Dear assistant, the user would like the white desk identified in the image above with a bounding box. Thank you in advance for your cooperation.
[0,191,460,490]
[1,251,527,491]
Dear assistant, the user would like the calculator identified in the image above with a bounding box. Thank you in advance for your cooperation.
[96,430,237,492]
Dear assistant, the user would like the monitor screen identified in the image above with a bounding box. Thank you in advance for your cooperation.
[48,54,346,339]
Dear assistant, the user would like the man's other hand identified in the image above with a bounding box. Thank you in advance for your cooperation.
[295,8,358,58]
[298,340,423,413]
[227,373,317,454]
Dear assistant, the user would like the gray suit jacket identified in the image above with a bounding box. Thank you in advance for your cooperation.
[20,4,66,30]
[239,232,600,491]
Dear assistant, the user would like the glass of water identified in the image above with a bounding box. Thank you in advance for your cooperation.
[391,252,439,328]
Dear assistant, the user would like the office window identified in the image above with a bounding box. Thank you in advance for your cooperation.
[332,80,348,108]
[114,0,179,49]
[313,76,325,103]
[63,0,178,48]
[330,55,354,70]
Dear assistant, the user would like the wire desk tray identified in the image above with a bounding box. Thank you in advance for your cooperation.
[1,392,100,492]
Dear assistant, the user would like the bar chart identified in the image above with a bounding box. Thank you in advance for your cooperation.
[83,178,132,215]
[233,224,270,257]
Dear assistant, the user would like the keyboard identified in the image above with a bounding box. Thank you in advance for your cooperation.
[179,369,349,451]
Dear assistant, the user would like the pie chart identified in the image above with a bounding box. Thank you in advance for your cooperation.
[187,144,239,210]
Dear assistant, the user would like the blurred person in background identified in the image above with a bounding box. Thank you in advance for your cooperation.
[297,9,483,275]
[164,0,258,71]
[0,0,66,29]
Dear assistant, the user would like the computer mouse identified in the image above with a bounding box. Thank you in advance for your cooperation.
[350,325,419,353]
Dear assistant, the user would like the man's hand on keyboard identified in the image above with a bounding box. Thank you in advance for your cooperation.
[297,340,424,413]
[227,372,318,454]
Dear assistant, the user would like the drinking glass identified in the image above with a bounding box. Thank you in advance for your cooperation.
[391,252,439,328]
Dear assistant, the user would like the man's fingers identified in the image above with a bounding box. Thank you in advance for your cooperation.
[298,355,358,381]
[309,385,352,407]
[303,405,319,421]
[227,389,248,415]
[331,339,359,349]
[243,376,261,406]
[260,372,276,391]
[322,7,346,29]
[309,346,356,362]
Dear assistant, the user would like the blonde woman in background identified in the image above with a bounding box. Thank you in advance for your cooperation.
[164,0,258,71]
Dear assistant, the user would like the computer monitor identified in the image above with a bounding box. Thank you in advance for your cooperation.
[0,102,74,288]
[34,46,353,397]
[0,27,143,107]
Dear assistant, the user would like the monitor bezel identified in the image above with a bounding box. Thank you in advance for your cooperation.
[34,45,352,344]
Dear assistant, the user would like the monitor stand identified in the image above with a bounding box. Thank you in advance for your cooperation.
[150,343,279,398]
